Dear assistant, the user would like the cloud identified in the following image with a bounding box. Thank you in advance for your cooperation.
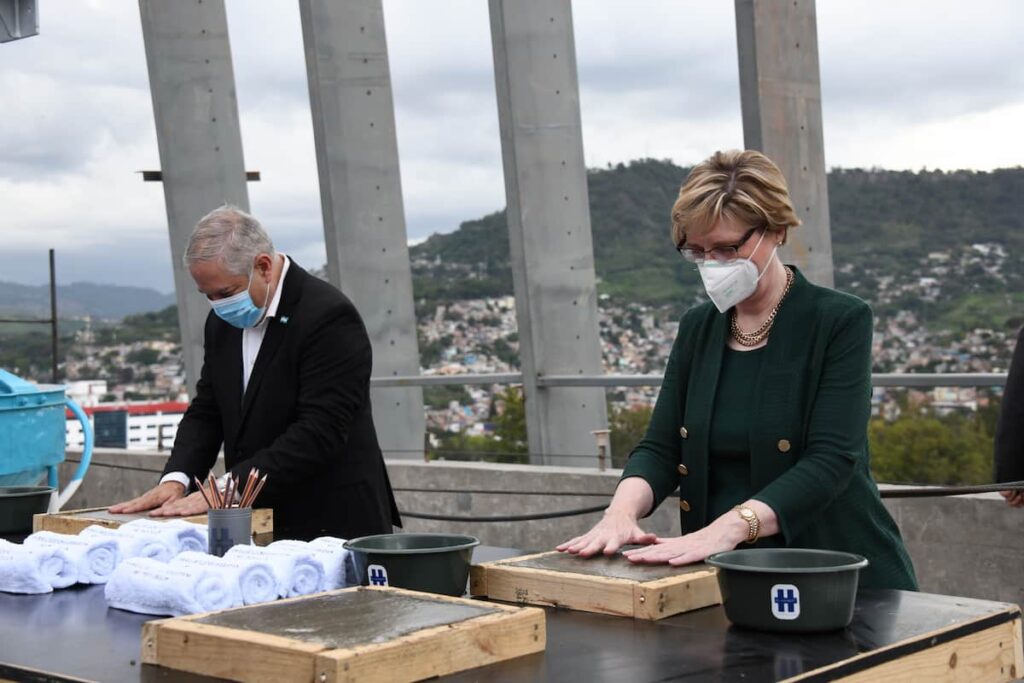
[0,0,1020,292]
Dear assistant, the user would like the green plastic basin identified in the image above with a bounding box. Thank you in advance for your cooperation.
[705,548,868,633]
[344,533,480,597]
[0,486,54,534]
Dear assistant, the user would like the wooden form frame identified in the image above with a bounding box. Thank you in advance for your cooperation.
[790,606,1024,682]
[32,506,273,535]
[142,585,546,683]
[469,550,721,620]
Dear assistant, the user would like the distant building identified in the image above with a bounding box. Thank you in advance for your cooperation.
[66,401,188,451]
[65,380,108,407]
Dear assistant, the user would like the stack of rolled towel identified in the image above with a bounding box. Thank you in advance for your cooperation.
[0,518,209,595]
[104,537,355,616]
[104,557,237,617]
[1,524,355,617]
[81,519,208,562]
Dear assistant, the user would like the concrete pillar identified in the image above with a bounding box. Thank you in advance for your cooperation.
[299,0,425,459]
[139,0,249,396]
[489,0,607,467]
[735,0,834,287]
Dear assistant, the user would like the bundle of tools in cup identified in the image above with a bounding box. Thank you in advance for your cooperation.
[193,469,267,510]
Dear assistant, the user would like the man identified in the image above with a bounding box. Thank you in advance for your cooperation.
[995,324,1024,507]
[110,206,401,539]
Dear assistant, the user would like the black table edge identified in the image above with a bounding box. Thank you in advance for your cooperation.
[795,606,1022,682]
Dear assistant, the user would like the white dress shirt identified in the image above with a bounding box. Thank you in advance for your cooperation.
[161,255,290,491]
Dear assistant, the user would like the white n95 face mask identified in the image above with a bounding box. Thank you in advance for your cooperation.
[696,231,777,313]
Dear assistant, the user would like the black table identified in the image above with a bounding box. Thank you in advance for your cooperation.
[0,546,1020,682]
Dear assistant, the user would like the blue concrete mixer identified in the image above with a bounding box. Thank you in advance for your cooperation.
[0,368,93,511]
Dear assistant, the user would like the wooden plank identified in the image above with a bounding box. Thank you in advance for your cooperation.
[316,598,545,683]
[33,507,273,535]
[477,562,637,617]
[471,551,721,620]
[146,586,545,682]
[633,569,721,620]
[787,608,1023,683]
[145,618,325,682]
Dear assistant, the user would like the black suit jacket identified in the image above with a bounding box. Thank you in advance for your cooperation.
[164,261,401,540]
[995,325,1024,482]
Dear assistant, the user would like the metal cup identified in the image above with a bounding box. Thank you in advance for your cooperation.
[207,507,252,557]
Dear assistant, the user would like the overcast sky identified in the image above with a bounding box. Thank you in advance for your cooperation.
[1,0,1021,292]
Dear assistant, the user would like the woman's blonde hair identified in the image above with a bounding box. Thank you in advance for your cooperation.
[670,150,801,247]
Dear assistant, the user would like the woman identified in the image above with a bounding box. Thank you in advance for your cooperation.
[558,150,917,590]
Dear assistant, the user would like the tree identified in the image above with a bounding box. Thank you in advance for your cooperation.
[609,405,653,468]
[126,347,161,365]
[869,409,993,485]
[493,387,527,452]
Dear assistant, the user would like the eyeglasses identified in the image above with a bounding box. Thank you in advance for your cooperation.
[676,226,761,264]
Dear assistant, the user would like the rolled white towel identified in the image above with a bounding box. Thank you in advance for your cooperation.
[172,549,276,605]
[169,552,244,610]
[105,557,233,616]
[119,518,207,555]
[80,524,174,562]
[225,544,325,598]
[0,538,77,593]
[271,538,353,590]
[310,537,356,588]
[168,520,208,553]
[24,531,121,584]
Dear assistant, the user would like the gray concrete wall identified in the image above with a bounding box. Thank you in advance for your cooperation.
[58,452,1023,608]
[881,489,1024,608]
[735,0,834,288]
[489,0,608,466]
[299,0,425,459]
[56,448,226,511]
[138,1,250,396]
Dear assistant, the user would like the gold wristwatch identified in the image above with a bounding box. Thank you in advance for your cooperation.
[734,505,760,544]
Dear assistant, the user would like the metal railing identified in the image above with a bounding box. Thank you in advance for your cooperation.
[372,372,1008,389]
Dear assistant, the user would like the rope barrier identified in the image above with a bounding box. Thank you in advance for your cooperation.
[394,481,1024,522]
[398,504,607,523]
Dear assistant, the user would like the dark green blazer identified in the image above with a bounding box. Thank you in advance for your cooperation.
[622,267,917,590]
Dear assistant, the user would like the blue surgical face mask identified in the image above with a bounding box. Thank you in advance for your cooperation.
[209,266,268,329]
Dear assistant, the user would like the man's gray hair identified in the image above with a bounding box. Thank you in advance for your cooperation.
[184,205,275,276]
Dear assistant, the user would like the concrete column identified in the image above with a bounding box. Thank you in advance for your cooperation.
[299,0,425,459]
[735,0,834,287]
[139,0,249,396]
[489,0,607,467]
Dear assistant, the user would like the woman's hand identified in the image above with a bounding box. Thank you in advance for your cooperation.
[623,512,749,566]
[557,509,658,557]
[557,477,657,556]
[624,500,779,566]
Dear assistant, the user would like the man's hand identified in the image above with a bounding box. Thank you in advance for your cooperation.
[148,491,210,518]
[1001,490,1024,508]
[108,481,186,514]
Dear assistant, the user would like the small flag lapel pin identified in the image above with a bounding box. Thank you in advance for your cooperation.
[280,315,290,325]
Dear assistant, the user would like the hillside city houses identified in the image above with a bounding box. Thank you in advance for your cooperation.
[55,242,1015,451]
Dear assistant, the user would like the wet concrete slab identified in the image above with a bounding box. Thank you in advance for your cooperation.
[507,551,710,582]
[196,589,500,650]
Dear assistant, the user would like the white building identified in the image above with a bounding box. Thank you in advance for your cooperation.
[66,402,188,451]
[65,380,108,407]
